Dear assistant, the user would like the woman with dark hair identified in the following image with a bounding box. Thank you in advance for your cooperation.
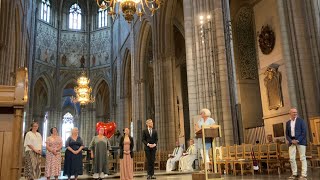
[45,127,62,180]
[24,122,42,180]
[119,128,134,180]
[89,127,111,179]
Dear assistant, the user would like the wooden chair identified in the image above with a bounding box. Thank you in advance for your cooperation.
[134,152,145,171]
[279,144,290,173]
[266,143,280,174]
[310,143,320,168]
[154,151,161,170]
[40,156,46,176]
[228,145,236,174]
[216,146,231,174]
[252,144,260,173]
[233,144,254,175]
[162,151,170,170]
[259,144,268,173]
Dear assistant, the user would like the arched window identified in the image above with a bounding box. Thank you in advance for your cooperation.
[42,112,49,146]
[98,8,108,28]
[62,112,74,147]
[40,0,51,23]
[69,3,82,30]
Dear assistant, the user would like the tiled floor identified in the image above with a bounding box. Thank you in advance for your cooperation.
[21,168,320,180]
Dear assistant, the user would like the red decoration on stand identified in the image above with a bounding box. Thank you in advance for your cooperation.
[96,121,117,139]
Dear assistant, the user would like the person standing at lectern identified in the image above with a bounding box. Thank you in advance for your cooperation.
[194,108,215,169]
[142,119,158,179]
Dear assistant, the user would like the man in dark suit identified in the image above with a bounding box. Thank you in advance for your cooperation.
[285,108,307,180]
[142,119,158,179]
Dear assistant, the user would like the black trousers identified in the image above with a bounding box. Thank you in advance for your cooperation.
[145,149,156,176]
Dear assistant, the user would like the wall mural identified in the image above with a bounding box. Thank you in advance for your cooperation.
[35,21,58,66]
[90,30,111,67]
[60,32,88,68]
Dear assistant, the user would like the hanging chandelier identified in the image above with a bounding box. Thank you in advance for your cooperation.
[96,0,162,23]
[71,72,95,106]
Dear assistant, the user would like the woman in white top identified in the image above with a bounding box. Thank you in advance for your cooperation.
[194,109,215,169]
[24,122,43,180]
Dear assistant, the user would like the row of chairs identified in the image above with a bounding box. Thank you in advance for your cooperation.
[214,143,320,176]
[133,150,174,171]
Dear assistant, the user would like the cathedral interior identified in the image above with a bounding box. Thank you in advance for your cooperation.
[0,0,320,179]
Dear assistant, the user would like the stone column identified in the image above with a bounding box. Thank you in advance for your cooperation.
[277,0,320,119]
[183,0,236,145]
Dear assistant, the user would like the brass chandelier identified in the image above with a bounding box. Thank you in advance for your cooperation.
[96,0,162,23]
[71,72,95,106]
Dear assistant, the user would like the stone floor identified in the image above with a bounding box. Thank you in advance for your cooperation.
[21,168,320,180]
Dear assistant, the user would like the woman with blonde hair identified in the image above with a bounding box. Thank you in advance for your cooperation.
[89,127,112,179]
[194,108,215,169]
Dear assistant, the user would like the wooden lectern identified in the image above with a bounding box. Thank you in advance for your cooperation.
[193,125,221,180]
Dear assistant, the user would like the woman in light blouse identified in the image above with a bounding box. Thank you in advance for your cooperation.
[194,109,215,169]
[24,122,43,180]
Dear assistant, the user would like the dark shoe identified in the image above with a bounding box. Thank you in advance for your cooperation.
[288,175,298,179]
[147,175,151,179]
[151,175,156,179]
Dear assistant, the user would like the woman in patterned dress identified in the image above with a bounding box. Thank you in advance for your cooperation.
[119,128,134,180]
[45,127,62,180]
[24,122,43,180]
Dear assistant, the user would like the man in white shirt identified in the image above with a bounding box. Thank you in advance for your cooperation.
[166,140,183,172]
[286,108,308,180]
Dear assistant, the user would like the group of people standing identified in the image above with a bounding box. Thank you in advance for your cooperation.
[23,109,215,180]
[23,123,134,180]
[23,107,308,180]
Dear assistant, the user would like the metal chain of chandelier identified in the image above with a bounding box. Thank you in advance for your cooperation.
[96,0,162,23]
[71,72,95,106]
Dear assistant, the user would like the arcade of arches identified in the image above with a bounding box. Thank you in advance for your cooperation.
[0,0,320,179]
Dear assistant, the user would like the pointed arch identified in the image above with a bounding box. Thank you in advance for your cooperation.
[120,49,132,98]
[94,79,110,121]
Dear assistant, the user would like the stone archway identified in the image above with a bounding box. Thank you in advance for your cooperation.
[122,50,132,129]
[32,77,50,133]
[173,25,190,146]
[95,80,110,122]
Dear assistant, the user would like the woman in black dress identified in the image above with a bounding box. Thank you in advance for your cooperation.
[63,127,84,180]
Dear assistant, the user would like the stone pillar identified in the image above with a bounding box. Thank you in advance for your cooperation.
[153,53,177,150]
[183,0,236,145]
[277,0,320,119]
